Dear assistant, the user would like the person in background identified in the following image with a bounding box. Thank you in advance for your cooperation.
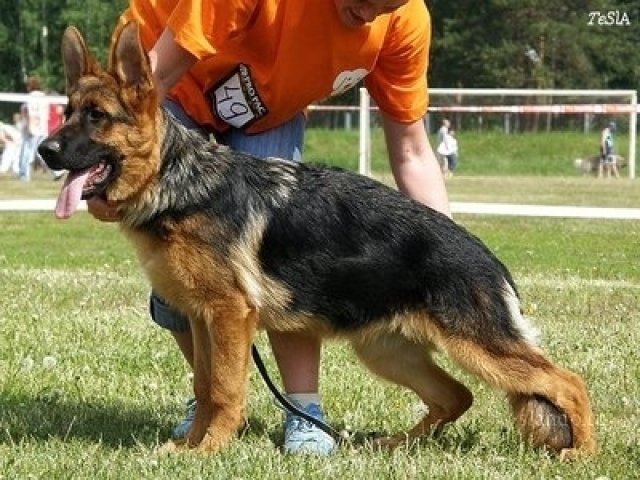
[598,121,619,178]
[17,76,64,181]
[89,0,451,456]
[444,128,458,177]
[436,117,451,173]
[47,95,65,135]
[17,76,48,181]
[0,113,23,175]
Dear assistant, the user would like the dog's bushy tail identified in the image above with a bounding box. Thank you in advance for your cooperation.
[439,282,597,459]
[505,367,596,460]
[446,335,596,459]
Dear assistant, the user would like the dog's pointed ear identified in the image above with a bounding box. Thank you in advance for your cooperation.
[110,21,154,93]
[62,26,98,93]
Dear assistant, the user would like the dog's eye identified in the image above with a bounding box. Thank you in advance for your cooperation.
[81,104,108,124]
[87,108,107,123]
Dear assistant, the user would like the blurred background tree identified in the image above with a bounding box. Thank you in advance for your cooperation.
[428,0,640,91]
[0,0,126,93]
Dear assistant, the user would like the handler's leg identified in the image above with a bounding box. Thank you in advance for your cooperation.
[221,115,335,455]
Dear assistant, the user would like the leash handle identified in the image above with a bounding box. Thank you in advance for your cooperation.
[251,344,343,442]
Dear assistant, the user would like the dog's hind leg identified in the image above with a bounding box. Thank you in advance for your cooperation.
[185,292,258,453]
[350,332,473,448]
[441,334,596,459]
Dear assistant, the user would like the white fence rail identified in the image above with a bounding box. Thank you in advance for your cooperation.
[350,87,637,180]
[427,87,637,179]
[1,88,637,179]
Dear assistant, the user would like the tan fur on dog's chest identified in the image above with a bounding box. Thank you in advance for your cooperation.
[122,220,330,334]
[123,222,238,318]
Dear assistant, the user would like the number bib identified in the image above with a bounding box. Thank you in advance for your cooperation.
[208,64,268,129]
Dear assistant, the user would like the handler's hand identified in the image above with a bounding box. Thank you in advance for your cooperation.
[87,197,121,222]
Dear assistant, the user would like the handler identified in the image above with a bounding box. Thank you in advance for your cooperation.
[89,0,450,455]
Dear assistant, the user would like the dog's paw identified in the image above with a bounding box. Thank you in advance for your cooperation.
[369,433,409,450]
[559,447,581,462]
[558,439,598,462]
[157,439,187,455]
[195,432,231,453]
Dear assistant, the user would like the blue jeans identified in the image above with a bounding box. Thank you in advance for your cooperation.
[18,133,44,181]
[150,101,304,331]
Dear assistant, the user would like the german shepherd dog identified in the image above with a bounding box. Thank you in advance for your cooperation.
[38,22,596,459]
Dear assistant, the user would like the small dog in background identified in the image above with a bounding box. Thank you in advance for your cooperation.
[574,154,626,176]
[38,22,596,459]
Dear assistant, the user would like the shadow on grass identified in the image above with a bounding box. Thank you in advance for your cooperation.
[262,419,483,455]
[1,390,485,454]
[0,390,270,449]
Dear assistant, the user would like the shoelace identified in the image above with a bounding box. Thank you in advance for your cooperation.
[287,415,318,433]
[285,404,326,431]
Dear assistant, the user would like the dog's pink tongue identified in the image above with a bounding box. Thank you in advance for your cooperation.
[55,171,89,219]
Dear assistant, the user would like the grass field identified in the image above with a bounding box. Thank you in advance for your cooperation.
[1,132,639,478]
[304,129,631,178]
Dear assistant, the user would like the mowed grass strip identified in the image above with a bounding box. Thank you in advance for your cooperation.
[3,128,638,201]
[0,212,638,478]
[304,129,631,177]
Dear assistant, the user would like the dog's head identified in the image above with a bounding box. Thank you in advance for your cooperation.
[38,22,161,219]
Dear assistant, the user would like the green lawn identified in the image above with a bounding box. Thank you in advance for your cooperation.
[2,127,639,210]
[0,131,638,478]
[304,129,631,177]
[1,217,639,477]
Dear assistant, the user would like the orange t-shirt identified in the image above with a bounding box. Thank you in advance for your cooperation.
[121,0,430,134]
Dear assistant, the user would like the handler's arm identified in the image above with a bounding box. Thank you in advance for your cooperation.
[381,115,451,217]
[148,28,197,101]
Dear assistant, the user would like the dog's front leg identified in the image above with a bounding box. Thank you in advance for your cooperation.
[189,294,257,453]
[181,315,214,447]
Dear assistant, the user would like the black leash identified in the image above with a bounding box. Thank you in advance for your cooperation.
[251,344,345,443]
